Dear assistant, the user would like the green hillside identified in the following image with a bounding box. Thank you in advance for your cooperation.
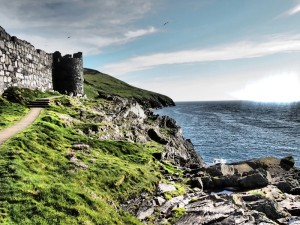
[83,68,175,108]
[0,90,178,224]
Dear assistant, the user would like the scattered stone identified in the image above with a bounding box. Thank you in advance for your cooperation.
[160,195,184,214]
[137,207,154,220]
[155,197,166,206]
[157,183,177,193]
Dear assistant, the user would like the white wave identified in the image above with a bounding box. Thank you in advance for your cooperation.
[211,158,227,165]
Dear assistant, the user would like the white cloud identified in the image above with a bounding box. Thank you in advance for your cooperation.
[284,3,300,16]
[125,27,157,39]
[0,0,159,54]
[103,35,300,76]
[18,27,158,55]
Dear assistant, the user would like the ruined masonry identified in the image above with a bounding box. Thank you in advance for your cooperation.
[0,26,84,96]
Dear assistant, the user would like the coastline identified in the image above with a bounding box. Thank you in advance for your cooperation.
[137,100,300,224]
[0,90,299,224]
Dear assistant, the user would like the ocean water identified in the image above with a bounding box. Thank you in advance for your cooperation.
[155,101,300,167]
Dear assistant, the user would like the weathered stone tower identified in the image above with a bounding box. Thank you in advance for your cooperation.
[52,51,84,96]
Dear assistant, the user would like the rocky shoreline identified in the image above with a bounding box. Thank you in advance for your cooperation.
[96,96,300,224]
[124,156,300,224]
[78,94,300,224]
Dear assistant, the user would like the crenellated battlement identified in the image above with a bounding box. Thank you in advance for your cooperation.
[0,25,84,96]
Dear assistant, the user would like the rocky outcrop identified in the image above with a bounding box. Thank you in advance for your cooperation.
[153,115,205,168]
[78,97,204,169]
[74,95,300,224]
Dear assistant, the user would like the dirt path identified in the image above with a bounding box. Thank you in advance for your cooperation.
[0,108,42,145]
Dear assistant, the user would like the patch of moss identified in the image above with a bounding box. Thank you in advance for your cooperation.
[232,194,243,206]
[247,190,266,197]
[170,207,186,223]
[164,183,186,200]
[160,161,183,176]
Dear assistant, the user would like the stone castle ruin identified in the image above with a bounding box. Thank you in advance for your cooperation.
[0,26,84,96]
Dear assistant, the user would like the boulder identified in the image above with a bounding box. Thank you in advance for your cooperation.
[155,196,166,206]
[232,163,253,175]
[206,163,235,177]
[238,170,270,189]
[246,198,290,220]
[137,207,154,220]
[277,179,300,195]
[157,183,177,193]
[280,156,295,170]
[175,198,237,225]
[280,199,300,216]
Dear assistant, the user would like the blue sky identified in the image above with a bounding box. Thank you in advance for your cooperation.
[1,0,300,101]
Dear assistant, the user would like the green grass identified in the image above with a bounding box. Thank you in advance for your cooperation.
[0,97,29,130]
[0,96,167,224]
[83,68,174,108]
[170,207,186,224]
[0,88,62,130]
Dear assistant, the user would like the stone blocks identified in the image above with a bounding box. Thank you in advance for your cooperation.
[0,26,84,95]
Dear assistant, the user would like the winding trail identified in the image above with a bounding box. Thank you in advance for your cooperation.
[0,108,42,145]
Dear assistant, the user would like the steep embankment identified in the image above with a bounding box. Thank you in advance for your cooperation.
[83,68,175,108]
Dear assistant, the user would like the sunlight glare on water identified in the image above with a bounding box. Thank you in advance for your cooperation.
[231,73,300,103]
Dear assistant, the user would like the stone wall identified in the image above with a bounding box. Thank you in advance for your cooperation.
[0,26,53,94]
[0,26,84,96]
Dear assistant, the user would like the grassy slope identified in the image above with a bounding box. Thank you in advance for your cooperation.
[0,95,173,225]
[83,68,175,108]
[0,97,29,130]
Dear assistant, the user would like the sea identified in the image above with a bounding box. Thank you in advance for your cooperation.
[155,101,300,167]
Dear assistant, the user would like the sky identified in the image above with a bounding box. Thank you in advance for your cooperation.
[1,0,300,102]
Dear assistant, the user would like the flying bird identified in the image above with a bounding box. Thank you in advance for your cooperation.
[163,22,169,26]
[67,36,71,39]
